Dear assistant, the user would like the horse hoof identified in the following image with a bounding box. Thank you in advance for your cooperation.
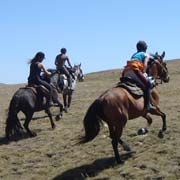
[52,124,56,129]
[30,132,37,137]
[158,130,164,138]
[163,127,167,131]
[117,158,124,164]
[55,115,62,121]
[123,145,131,152]
[137,128,148,135]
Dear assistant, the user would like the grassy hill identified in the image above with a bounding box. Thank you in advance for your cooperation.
[0,59,180,180]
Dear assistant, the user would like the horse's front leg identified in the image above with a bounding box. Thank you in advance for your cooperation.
[143,114,153,127]
[67,94,72,108]
[45,109,56,129]
[149,107,167,138]
[137,114,153,135]
[52,93,63,121]
[55,102,63,121]
[63,93,68,112]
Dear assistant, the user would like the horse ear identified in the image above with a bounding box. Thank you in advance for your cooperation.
[79,63,81,67]
[155,52,158,56]
[161,51,165,59]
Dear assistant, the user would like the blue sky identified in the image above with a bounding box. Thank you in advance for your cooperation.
[0,0,180,84]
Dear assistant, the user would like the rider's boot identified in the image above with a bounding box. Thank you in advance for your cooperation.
[45,91,53,107]
[145,89,156,112]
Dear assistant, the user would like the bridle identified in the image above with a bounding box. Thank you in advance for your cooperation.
[147,57,169,85]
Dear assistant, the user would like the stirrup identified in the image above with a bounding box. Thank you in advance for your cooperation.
[146,104,156,111]
[46,100,54,107]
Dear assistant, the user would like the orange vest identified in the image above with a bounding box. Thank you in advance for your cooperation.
[122,60,144,74]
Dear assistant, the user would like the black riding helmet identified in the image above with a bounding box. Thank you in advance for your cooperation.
[61,48,67,54]
[136,41,148,52]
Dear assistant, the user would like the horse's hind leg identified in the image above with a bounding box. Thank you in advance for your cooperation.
[23,112,37,137]
[109,124,124,164]
[45,108,56,129]
[119,139,131,152]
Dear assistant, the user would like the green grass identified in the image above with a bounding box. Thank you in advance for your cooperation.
[0,60,180,180]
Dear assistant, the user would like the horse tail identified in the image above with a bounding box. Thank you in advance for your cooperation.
[5,94,22,139]
[80,99,103,143]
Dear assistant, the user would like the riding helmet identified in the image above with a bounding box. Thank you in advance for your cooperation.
[136,41,148,52]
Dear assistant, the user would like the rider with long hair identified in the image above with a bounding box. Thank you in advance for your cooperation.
[54,48,73,89]
[122,41,155,111]
[28,52,53,107]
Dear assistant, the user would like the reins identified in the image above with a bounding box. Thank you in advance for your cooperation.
[147,58,168,85]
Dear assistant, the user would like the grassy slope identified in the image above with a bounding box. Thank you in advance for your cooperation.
[0,60,179,180]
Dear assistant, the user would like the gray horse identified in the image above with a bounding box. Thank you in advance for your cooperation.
[48,64,84,112]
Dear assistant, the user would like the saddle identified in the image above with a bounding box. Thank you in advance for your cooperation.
[116,77,144,98]
[24,84,49,95]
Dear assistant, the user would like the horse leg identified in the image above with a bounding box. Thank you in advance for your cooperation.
[109,124,124,164]
[44,108,56,129]
[149,107,166,138]
[63,94,68,112]
[119,139,131,152]
[23,112,37,137]
[112,138,123,163]
[67,94,72,108]
[143,114,153,127]
[52,91,63,121]
[55,100,63,121]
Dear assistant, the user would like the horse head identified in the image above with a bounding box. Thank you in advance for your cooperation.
[73,63,84,82]
[148,51,170,83]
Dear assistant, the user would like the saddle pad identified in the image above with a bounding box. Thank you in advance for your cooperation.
[116,81,144,97]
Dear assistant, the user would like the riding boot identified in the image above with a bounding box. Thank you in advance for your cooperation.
[145,89,156,111]
[45,90,53,107]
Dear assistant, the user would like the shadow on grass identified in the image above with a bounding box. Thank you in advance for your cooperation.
[0,132,33,145]
[0,136,9,145]
[0,128,45,145]
[53,152,134,180]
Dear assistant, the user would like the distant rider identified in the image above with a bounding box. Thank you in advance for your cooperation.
[28,52,53,107]
[55,48,74,89]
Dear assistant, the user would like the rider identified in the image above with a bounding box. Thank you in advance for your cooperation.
[54,48,73,89]
[28,52,53,107]
[122,40,156,111]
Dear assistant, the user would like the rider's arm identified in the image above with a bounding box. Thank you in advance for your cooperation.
[38,63,51,76]
[66,56,72,68]
[143,53,150,72]
[54,56,59,66]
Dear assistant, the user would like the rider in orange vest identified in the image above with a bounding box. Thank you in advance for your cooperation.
[122,41,156,111]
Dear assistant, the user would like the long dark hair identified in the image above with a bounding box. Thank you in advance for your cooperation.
[28,52,45,64]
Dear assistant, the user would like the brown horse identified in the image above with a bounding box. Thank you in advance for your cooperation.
[80,52,169,163]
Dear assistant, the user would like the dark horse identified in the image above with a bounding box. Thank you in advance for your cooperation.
[5,80,63,139]
[80,52,169,163]
[49,64,84,112]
